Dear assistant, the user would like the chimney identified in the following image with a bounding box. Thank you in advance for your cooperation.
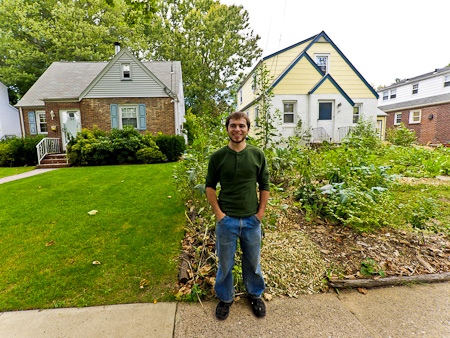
[114,42,121,55]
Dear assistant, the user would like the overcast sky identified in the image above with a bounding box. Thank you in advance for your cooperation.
[221,0,450,89]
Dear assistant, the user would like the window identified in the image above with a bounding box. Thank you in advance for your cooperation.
[353,105,361,124]
[36,111,48,134]
[121,63,131,80]
[444,75,450,87]
[394,113,402,125]
[252,73,257,92]
[254,106,259,127]
[383,91,389,100]
[409,110,421,124]
[120,106,138,128]
[390,89,397,99]
[412,83,419,94]
[319,102,332,120]
[239,88,243,104]
[315,54,329,73]
[283,102,295,124]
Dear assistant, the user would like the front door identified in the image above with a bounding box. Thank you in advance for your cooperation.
[60,110,81,150]
[317,101,334,142]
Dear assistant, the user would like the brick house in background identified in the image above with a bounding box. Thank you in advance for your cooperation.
[378,66,450,145]
[16,45,185,154]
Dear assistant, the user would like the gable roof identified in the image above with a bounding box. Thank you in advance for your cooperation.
[239,31,378,99]
[16,49,182,107]
[309,74,355,106]
[378,66,450,92]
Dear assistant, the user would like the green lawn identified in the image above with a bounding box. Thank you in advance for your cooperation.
[0,166,35,178]
[0,163,185,311]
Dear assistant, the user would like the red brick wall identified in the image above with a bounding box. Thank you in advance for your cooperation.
[22,97,176,138]
[385,102,450,145]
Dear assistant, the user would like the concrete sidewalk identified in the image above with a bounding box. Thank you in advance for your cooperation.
[0,169,58,184]
[1,282,449,338]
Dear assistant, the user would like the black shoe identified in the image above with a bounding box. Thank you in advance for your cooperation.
[215,301,232,320]
[250,298,266,318]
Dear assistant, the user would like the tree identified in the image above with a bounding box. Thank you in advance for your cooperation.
[0,0,149,104]
[144,0,261,116]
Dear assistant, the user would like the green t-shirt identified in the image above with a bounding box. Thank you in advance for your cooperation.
[205,144,270,218]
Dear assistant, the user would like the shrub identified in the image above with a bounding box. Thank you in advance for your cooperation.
[136,147,166,163]
[344,118,380,149]
[0,136,45,167]
[154,133,186,162]
[386,123,417,146]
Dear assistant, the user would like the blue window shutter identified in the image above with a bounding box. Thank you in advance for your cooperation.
[28,111,37,135]
[138,104,146,130]
[110,104,119,129]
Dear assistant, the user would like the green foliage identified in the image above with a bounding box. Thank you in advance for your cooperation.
[0,0,149,103]
[253,63,281,150]
[146,0,261,116]
[136,147,166,164]
[0,135,45,167]
[386,123,417,146]
[67,126,181,166]
[154,133,186,162]
[360,258,385,277]
[344,118,380,149]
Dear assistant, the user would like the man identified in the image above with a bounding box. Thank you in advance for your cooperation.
[205,111,270,320]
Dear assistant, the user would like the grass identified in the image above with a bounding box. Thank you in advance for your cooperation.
[0,163,185,311]
[0,166,35,178]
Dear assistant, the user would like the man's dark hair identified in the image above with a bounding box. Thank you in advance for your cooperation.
[226,112,251,130]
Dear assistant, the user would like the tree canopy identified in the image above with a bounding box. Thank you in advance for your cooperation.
[144,0,261,115]
[0,0,260,114]
[0,0,150,103]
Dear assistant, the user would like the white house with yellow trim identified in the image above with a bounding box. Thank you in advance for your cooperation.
[237,31,381,143]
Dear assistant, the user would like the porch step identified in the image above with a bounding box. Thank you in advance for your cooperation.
[37,153,69,169]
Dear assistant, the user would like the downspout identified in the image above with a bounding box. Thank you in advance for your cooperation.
[19,107,25,137]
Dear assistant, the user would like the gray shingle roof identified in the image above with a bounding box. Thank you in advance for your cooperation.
[16,58,182,108]
[378,93,450,112]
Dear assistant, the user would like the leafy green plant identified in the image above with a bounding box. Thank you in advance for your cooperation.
[360,258,385,277]
[153,133,186,162]
[0,135,45,167]
[386,123,417,146]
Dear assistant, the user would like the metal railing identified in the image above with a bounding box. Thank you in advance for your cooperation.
[36,138,61,165]
[337,126,353,143]
[311,127,331,143]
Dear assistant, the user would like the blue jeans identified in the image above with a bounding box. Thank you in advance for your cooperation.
[215,215,265,303]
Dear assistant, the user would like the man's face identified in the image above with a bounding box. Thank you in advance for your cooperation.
[227,117,249,144]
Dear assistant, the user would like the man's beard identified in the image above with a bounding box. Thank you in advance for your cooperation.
[229,136,246,143]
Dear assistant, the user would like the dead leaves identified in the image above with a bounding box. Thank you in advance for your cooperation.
[45,240,56,247]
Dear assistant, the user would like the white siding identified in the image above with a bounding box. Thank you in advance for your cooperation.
[84,53,168,98]
[0,83,21,138]
[378,70,450,106]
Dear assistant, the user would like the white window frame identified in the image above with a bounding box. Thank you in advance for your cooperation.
[36,110,48,134]
[383,91,389,100]
[412,83,419,94]
[121,63,132,80]
[409,110,421,124]
[119,105,139,129]
[282,101,296,125]
[353,104,362,124]
[254,105,259,127]
[444,75,450,87]
[390,89,397,99]
[394,112,402,125]
[314,54,330,74]
[239,88,243,104]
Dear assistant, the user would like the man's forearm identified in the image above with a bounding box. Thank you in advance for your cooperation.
[256,190,270,220]
[206,187,226,221]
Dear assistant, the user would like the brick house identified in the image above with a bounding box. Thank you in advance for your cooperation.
[378,66,450,145]
[15,46,185,162]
